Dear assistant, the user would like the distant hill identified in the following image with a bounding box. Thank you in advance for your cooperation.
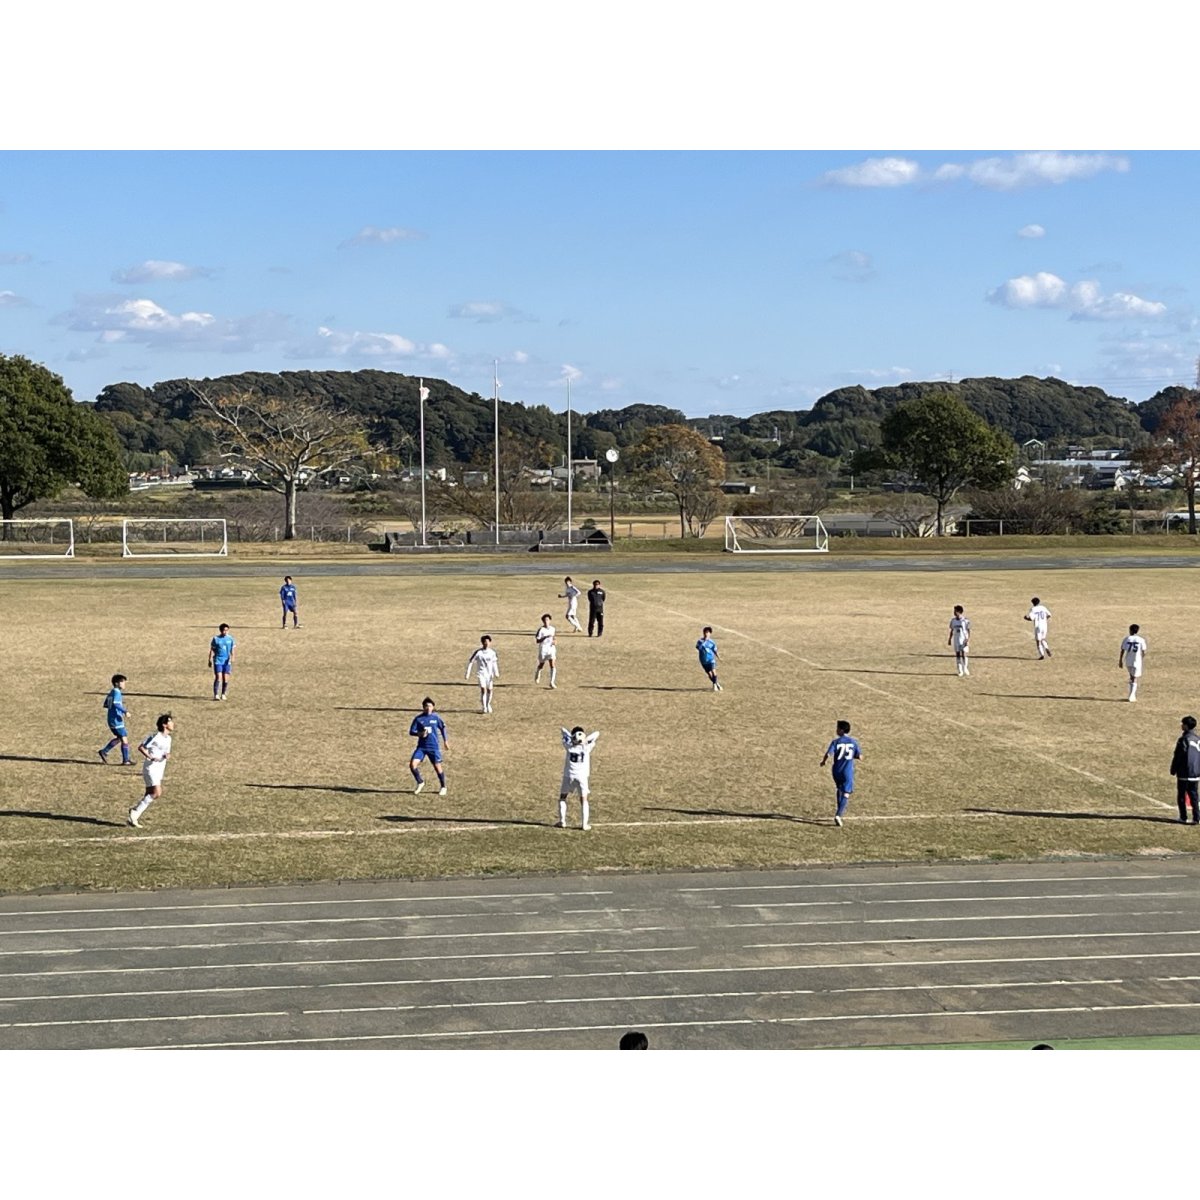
[90,369,1166,470]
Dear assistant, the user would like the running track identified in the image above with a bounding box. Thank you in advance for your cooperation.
[2,857,1199,1049]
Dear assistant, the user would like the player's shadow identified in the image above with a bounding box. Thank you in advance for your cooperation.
[86,691,203,702]
[645,804,829,826]
[0,753,105,766]
[978,693,1128,703]
[920,654,1029,661]
[334,705,478,715]
[817,668,946,677]
[0,809,127,828]
[245,783,411,796]
[965,806,1181,825]
[579,685,699,692]
[474,630,535,637]
[378,814,552,828]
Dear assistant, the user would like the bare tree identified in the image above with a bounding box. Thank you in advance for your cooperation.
[189,386,370,540]
[872,493,939,536]
[1134,392,1200,534]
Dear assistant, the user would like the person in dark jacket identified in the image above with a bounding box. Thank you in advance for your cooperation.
[587,580,606,638]
[1169,715,1200,824]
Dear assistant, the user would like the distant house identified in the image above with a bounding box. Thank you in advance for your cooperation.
[720,481,758,495]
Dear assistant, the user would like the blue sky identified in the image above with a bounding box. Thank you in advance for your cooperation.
[2,9,1196,421]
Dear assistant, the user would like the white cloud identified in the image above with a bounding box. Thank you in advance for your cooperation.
[0,289,30,307]
[59,294,293,351]
[1017,224,1046,239]
[822,152,1129,192]
[560,363,583,383]
[0,252,33,265]
[827,248,875,281]
[285,324,453,364]
[338,226,424,248]
[511,350,530,364]
[715,374,742,390]
[820,157,919,188]
[65,346,109,362]
[844,366,914,382]
[112,259,212,283]
[447,300,534,323]
[988,271,1167,320]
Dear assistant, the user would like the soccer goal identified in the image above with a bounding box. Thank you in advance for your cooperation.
[0,518,75,558]
[121,518,228,557]
[724,514,829,553]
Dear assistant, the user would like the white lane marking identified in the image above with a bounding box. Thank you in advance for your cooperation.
[0,945,700,981]
[139,998,1200,1048]
[743,928,1200,947]
[678,874,1188,892]
[0,891,613,920]
[0,1010,288,1031]
[632,596,1177,811]
[724,890,1186,910]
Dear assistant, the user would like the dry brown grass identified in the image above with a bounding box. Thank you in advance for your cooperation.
[1,565,1197,893]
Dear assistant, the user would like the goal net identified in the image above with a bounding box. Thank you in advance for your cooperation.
[122,518,228,557]
[724,514,829,553]
[0,519,75,558]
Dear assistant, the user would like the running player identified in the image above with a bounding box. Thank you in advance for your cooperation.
[558,725,600,830]
[280,576,299,629]
[128,713,174,828]
[408,697,449,795]
[99,673,133,765]
[465,634,500,713]
[1118,623,1147,702]
[1024,597,1052,659]
[559,577,584,634]
[696,627,721,691]
[208,623,235,700]
[820,720,862,828]
[534,613,558,689]
[948,605,971,676]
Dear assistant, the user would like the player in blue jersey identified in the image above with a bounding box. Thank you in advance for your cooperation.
[208,623,236,700]
[820,720,862,827]
[99,673,134,764]
[409,696,449,795]
[696,627,721,691]
[279,576,299,629]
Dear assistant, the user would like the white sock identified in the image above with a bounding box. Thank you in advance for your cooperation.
[550,666,557,685]
[558,800,567,825]
[581,798,590,828]
[133,795,153,817]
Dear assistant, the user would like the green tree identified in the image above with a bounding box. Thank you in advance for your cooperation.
[0,354,127,526]
[853,391,1015,535]
[1133,391,1200,533]
[189,385,371,540]
[627,423,727,537]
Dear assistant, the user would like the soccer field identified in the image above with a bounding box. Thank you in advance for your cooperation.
[1,563,1198,893]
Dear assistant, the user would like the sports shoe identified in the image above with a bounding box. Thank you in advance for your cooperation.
[1045,648,1052,657]
[581,823,591,831]
[555,819,565,828]
[834,815,844,827]
[963,669,970,676]
[438,786,447,797]
[98,749,109,764]
[127,809,140,828]
[413,781,425,795]
[220,694,228,701]
[549,682,557,689]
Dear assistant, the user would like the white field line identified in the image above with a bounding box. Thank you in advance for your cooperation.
[0,972,1180,1027]
[135,998,1200,1049]
[678,873,1189,892]
[628,595,1177,811]
[739,928,1200,948]
[3,890,1185,941]
[0,807,1162,850]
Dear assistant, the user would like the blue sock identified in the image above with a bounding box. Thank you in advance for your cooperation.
[436,772,446,787]
[410,767,423,783]
[836,792,849,817]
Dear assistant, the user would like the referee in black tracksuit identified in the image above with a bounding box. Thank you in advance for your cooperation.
[587,580,606,638]
[1169,715,1200,824]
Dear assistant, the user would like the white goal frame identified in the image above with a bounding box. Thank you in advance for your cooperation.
[724,514,829,553]
[121,518,228,558]
[0,518,75,558]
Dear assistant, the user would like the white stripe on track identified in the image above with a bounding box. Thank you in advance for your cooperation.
[678,873,1188,892]
[722,889,1186,909]
[742,927,1200,947]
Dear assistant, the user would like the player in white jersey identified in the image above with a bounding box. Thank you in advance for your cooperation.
[558,725,600,830]
[947,605,971,676]
[1117,623,1147,702]
[559,576,584,634]
[1024,597,1052,659]
[465,634,500,713]
[128,713,174,827]
[534,613,558,688]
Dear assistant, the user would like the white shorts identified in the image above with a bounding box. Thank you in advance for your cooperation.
[1033,626,1048,640]
[1126,663,1143,678]
[566,601,578,617]
[538,646,557,662]
[560,774,589,797]
[952,639,969,652]
[142,762,166,788]
[477,672,497,688]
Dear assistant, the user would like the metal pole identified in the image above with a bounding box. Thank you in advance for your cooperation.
[609,464,615,544]
[493,361,500,545]
[566,377,573,545]
[419,378,428,547]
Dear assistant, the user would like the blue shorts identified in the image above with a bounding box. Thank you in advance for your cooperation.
[699,658,716,671]
[833,775,854,795]
[412,746,443,765]
[107,723,127,739]
[213,661,232,675]
[282,602,297,612]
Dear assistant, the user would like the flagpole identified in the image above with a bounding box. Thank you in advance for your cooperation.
[566,376,573,545]
[493,361,501,545]
[418,378,427,548]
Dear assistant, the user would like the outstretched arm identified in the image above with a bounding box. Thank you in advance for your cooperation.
[561,728,572,748]
[586,731,600,748]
